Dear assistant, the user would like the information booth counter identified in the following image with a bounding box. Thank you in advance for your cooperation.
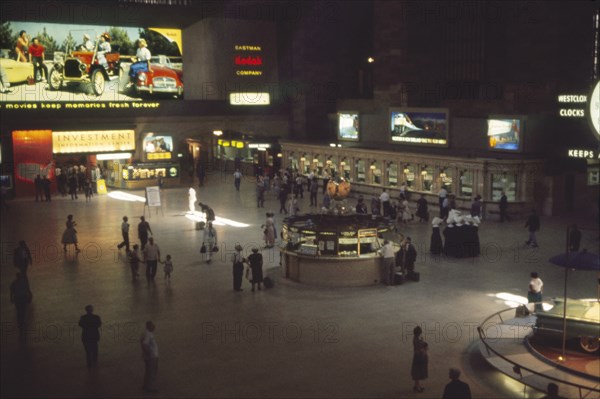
[280,214,392,287]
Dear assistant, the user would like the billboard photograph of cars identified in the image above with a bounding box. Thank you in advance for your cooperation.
[0,21,183,102]
[390,108,449,146]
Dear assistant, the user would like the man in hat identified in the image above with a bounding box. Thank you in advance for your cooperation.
[80,34,94,51]
[397,237,417,275]
[232,244,245,291]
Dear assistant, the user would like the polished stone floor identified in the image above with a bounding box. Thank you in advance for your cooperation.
[1,172,598,398]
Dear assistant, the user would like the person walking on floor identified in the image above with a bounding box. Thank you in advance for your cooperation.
[279,184,289,214]
[524,208,540,248]
[68,174,78,200]
[143,237,161,280]
[442,368,471,399]
[378,240,395,286]
[233,169,242,191]
[262,212,276,248]
[499,191,510,222]
[13,240,33,275]
[309,177,319,207]
[138,216,152,250]
[528,271,544,312]
[43,175,52,202]
[10,272,32,330]
[140,321,159,393]
[415,194,429,222]
[438,186,448,217]
[256,175,266,208]
[397,237,417,276]
[380,188,391,217]
[202,222,217,263]
[78,305,102,368]
[128,244,142,281]
[232,244,245,291]
[411,326,428,393]
[61,214,81,252]
[34,174,43,202]
[247,247,264,292]
[569,224,581,252]
[161,254,173,282]
[117,216,130,252]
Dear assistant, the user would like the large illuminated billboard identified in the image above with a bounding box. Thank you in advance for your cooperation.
[0,21,182,102]
[390,108,448,146]
[338,112,359,141]
[487,118,522,152]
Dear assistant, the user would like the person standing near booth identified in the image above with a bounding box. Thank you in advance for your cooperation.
[138,216,153,250]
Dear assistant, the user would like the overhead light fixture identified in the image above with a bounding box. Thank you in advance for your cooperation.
[277,153,283,158]
[367,57,375,63]
[300,157,306,162]
[213,130,223,136]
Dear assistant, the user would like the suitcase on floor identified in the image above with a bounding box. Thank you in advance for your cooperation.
[394,272,405,285]
[263,276,274,289]
[408,271,420,282]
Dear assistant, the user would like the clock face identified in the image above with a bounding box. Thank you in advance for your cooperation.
[589,80,600,140]
[327,178,352,200]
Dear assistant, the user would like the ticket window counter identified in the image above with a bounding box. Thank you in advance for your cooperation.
[388,163,398,188]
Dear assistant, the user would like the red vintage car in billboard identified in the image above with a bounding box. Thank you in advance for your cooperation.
[49,32,121,96]
[131,55,183,98]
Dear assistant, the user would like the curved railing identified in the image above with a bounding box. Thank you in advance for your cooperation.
[477,307,600,399]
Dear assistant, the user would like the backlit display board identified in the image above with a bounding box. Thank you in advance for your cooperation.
[390,108,448,146]
[143,135,173,161]
[0,21,182,104]
[487,118,522,152]
[338,112,359,141]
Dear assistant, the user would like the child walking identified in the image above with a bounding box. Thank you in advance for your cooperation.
[161,254,174,282]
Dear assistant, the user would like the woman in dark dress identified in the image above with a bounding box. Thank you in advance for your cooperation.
[416,194,429,222]
[247,247,264,292]
[411,326,428,393]
[430,217,443,255]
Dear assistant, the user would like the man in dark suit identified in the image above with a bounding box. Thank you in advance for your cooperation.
[442,368,471,399]
[78,305,102,368]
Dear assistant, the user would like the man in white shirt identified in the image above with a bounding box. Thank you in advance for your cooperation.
[233,169,242,191]
[140,321,159,392]
[438,186,448,217]
[117,216,130,251]
[378,240,396,285]
[527,272,543,312]
[380,189,391,217]
[143,237,161,280]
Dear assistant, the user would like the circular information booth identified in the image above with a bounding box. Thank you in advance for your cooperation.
[280,213,393,287]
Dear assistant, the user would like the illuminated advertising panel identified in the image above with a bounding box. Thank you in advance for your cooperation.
[390,108,448,146]
[143,135,173,161]
[338,112,359,141]
[487,118,522,152]
[0,21,182,104]
[52,130,136,154]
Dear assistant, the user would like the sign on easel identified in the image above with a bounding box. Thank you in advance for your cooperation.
[146,186,161,207]
[144,186,163,217]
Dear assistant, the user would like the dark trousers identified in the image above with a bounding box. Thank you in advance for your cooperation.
[15,302,28,328]
[279,199,287,213]
[83,341,98,367]
[146,260,158,279]
[235,179,240,191]
[32,56,48,80]
[118,232,130,251]
[140,235,148,250]
[500,208,510,222]
[310,192,317,206]
[233,263,244,290]
[143,357,158,390]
